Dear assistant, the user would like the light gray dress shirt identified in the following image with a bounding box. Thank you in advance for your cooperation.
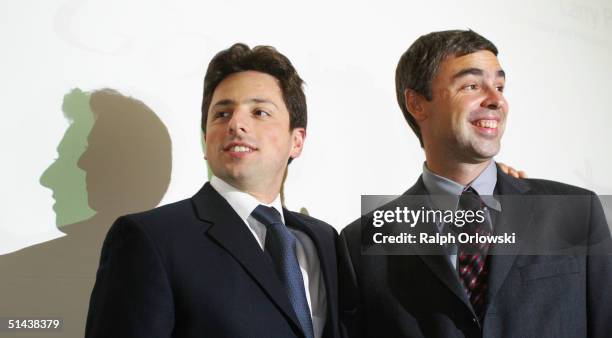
[421,160,501,269]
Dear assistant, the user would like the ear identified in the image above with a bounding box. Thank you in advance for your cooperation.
[289,127,306,159]
[405,89,428,122]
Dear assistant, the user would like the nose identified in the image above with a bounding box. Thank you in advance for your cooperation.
[481,86,506,111]
[228,108,250,135]
[40,158,58,187]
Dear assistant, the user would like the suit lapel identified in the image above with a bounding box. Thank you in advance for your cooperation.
[400,178,473,311]
[410,230,471,310]
[284,210,339,338]
[486,168,533,305]
[191,183,304,336]
[403,169,535,317]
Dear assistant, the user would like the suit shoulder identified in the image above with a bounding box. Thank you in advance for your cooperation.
[523,178,595,195]
[113,198,199,240]
[341,193,411,237]
[288,210,337,236]
[123,198,195,223]
[342,216,361,238]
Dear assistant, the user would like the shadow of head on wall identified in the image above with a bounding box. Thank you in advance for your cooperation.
[41,88,172,230]
[40,88,95,227]
[0,88,172,337]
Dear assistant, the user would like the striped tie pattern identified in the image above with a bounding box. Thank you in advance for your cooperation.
[457,187,491,320]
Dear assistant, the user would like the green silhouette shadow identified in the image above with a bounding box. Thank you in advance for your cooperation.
[40,88,96,227]
[0,88,172,337]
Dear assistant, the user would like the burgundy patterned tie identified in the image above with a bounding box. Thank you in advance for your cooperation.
[457,187,491,319]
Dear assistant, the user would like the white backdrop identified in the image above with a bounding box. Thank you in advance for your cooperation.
[2,0,611,254]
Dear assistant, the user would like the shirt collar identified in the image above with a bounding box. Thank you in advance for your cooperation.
[209,175,285,224]
[471,159,498,198]
[422,160,501,211]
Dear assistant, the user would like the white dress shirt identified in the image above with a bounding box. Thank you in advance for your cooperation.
[210,176,327,338]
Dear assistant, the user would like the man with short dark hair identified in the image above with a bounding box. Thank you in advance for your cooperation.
[85,43,340,338]
[339,30,612,337]
[395,30,499,149]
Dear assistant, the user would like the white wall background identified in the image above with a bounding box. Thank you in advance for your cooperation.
[1,0,611,254]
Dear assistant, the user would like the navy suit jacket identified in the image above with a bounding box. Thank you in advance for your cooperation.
[86,183,340,338]
[338,166,612,338]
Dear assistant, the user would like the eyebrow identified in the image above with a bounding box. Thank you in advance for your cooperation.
[212,98,278,109]
[452,68,506,81]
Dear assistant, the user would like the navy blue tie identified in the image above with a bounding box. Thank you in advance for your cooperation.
[251,205,315,338]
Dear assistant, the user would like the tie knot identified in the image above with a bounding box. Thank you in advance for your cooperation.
[251,205,284,228]
[459,187,483,212]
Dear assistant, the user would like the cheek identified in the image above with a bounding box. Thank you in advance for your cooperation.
[272,134,294,159]
[269,134,288,153]
[446,102,466,125]
[204,131,220,149]
[452,98,478,121]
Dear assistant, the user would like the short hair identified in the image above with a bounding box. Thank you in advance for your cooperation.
[201,43,307,135]
[395,29,498,147]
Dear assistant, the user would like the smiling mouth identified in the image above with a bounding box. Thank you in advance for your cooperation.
[472,119,498,129]
[223,142,258,157]
[227,145,254,153]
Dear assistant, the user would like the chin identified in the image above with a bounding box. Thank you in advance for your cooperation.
[473,152,499,163]
[472,140,500,156]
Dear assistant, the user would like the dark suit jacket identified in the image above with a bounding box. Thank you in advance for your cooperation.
[338,166,612,338]
[85,183,340,338]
